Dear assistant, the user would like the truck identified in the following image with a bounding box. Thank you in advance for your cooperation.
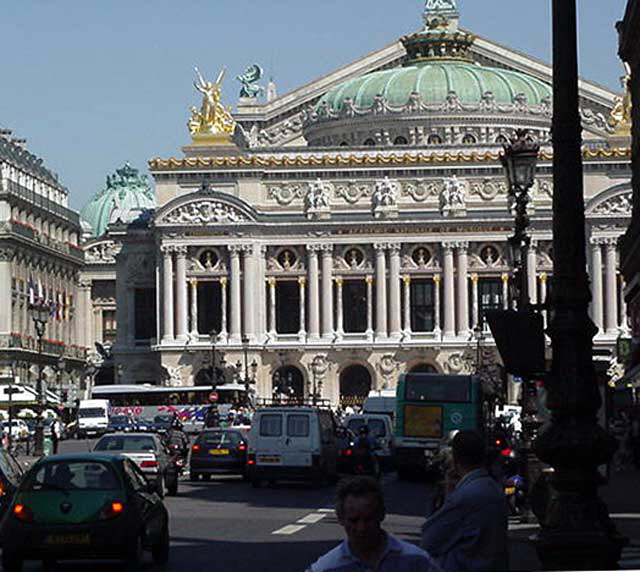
[77,399,110,438]
[362,390,396,420]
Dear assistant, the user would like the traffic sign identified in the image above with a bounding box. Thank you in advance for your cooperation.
[209,391,218,403]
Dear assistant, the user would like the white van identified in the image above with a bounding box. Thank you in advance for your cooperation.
[345,413,395,468]
[363,390,396,420]
[247,406,338,486]
[77,399,110,438]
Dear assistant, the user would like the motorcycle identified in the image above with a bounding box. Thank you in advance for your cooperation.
[168,442,187,476]
[352,445,381,478]
[502,451,527,515]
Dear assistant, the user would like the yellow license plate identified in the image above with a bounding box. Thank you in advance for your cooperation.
[259,456,280,464]
[45,533,91,545]
[209,449,229,455]
[504,486,516,495]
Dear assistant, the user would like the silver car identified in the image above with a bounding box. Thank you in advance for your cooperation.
[93,432,179,496]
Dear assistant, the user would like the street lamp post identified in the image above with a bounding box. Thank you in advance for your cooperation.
[30,305,49,456]
[529,1,625,568]
[500,129,542,522]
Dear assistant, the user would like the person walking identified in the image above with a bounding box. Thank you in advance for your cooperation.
[421,430,509,572]
[50,421,59,454]
[306,476,441,571]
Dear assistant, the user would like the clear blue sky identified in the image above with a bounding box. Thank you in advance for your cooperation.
[0,0,628,211]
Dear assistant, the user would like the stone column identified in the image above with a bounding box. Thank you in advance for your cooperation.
[456,242,469,337]
[527,240,538,304]
[229,246,242,342]
[403,275,411,335]
[242,245,256,339]
[267,278,277,336]
[220,277,228,337]
[307,246,320,340]
[604,238,618,334]
[442,244,455,337]
[161,246,174,342]
[76,279,92,349]
[620,276,628,332]
[189,279,198,336]
[388,244,402,339]
[174,246,188,341]
[335,277,344,336]
[590,237,604,332]
[539,273,548,327]
[433,274,442,336]
[501,273,510,310]
[298,277,306,340]
[374,244,388,339]
[470,273,479,329]
[366,276,374,339]
[321,245,334,338]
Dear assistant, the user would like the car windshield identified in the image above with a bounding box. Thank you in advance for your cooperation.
[94,435,157,452]
[25,461,120,491]
[79,408,106,418]
[198,431,241,446]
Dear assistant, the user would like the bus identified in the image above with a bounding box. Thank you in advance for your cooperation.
[394,373,483,478]
[90,383,249,433]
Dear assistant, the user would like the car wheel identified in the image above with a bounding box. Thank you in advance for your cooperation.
[2,551,23,572]
[151,521,170,565]
[156,474,166,498]
[125,533,144,570]
[167,475,178,496]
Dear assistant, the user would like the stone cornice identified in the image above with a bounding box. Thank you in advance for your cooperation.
[149,146,630,172]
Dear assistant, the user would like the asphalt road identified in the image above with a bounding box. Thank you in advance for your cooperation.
[12,438,431,572]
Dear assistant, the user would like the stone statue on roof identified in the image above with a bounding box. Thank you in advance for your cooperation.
[237,64,265,99]
[425,0,457,11]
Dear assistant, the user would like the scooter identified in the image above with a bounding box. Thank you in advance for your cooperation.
[168,443,187,476]
[352,446,381,478]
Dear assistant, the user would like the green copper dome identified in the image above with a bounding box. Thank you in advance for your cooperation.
[316,62,552,114]
[81,163,155,237]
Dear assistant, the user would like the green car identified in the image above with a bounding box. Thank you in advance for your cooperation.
[0,453,170,571]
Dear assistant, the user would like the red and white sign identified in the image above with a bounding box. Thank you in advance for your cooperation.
[208,391,219,403]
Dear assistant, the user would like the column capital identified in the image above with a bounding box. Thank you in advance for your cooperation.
[470,273,479,283]
[388,243,402,253]
[334,277,343,286]
[259,244,268,256]
[306,244,324,253]
[78,278,92,290]
[501,272,510,283]
[529,238,539,250]
[441,241,456,253]
[373,243,387,253]
[228,244,244,254]
[160,244,174,256]
[590,236,606,246]
[539,272,548,284]
[319,244,334,254]
[433,274,441,284]
[189,278,198,287]
[267,277,276,287]
[174,245,188,257]
[298,276,306,286]
[453,240,470,251]
[365,275,374,285]
[402,275,411,285]
[220,277,228,286]
[603,237,619,248]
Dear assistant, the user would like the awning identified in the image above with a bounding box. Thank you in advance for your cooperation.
[0,385,61,405]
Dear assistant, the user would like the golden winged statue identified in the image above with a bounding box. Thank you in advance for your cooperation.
[610,62,632,135]
[188,67,236,138]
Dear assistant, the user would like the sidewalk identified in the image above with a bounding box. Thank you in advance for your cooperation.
[508,466,640,571]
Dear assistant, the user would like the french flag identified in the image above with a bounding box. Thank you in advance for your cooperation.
[28,276,35,307]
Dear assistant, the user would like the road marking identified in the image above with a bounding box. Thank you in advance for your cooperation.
[611,513,640,519]
[317,508,334,513]
[297,513,327,524]
[272,524,307,535]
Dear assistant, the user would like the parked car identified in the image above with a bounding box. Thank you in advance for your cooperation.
[247,406,338,487]
[152,415,174,434]
[133,417,155,432]
[0,453,169,571]
[190,428,249,481]
[345,414,396,469]
[92,433,179,497]
[0,449,24,522]
[107,416,136,433]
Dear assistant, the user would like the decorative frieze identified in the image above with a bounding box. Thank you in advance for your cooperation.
[162,201,248,225]
[592,192,632,216]
[84,241,121,264]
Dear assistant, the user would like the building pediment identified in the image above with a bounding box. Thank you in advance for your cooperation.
[586,184,633,217]
[154,189,257,227]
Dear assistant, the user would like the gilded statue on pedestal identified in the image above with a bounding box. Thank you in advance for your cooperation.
[610,62,632,135]
[188,67,236,138]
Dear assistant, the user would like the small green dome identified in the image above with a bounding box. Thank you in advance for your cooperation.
[81,163,155,237]
[316,61,551,113]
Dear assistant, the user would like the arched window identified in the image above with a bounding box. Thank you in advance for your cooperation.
[340,141,349,147]
[340,365,372,407]
[393,136,408,146]
[495,135,508,144]
[364,138,376,147]
[462,134,477,144]
[427,134,442,145]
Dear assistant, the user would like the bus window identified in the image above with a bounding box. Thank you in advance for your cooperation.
[405,375,470,403]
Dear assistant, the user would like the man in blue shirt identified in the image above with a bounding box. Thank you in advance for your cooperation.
[421,430,509,572]
[306,476,441,571]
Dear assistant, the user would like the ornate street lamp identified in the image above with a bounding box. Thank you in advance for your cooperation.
[29,304,49,456]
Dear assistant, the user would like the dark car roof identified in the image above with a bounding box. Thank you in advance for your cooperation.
[32,453,124,465]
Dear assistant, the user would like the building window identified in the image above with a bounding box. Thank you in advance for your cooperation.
[134,288,156,341]
[196,281,222,334]
[276,280,300,334]
[478,279,503,325]
[410,279,435,332]
[393,136,408,145]
[462,134,477,144]
[343,280,367,333]
[103,310,117,343]
[364,138,376,146]
[427,134,442,145]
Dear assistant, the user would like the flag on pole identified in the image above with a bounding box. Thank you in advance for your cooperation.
[49,289,56,317]
[28,276,35,307]
[37,278,44,304]
[56,291,62,321]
